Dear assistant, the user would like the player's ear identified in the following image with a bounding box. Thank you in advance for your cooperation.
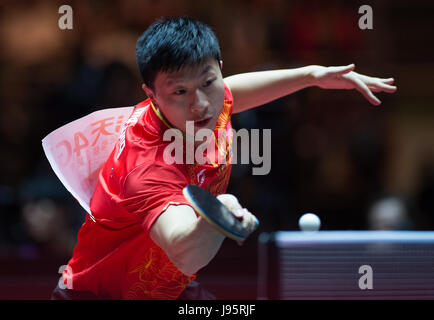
[142,84,155,100]
[219,60,223,70]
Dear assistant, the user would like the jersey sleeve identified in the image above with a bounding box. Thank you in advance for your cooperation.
[116,162,192,232]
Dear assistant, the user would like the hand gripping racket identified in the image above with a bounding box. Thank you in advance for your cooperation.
[182,185,256,242]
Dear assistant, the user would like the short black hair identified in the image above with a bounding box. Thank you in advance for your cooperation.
[135,16,222,91]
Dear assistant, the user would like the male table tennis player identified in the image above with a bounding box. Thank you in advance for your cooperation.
[52,17,396,300]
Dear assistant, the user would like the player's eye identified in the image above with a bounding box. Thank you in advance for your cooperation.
[203,79,215,87]
[173,89,186,95]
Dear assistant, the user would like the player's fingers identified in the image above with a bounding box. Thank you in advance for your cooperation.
[217,194,242,212]
[380,78,395,84]
[353,72,394,84]
[349,76,381,105]
[233,208,245,219]
[369,82,397,93]
[241,209,259,233]
[329,64,355,76]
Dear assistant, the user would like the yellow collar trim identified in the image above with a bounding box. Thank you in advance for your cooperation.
[150,100,172,129]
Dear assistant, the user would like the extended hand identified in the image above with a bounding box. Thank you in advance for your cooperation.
[217,194,259,245]
[311,64,397,106]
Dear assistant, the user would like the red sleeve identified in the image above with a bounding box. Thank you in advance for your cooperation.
[116,162,191,232]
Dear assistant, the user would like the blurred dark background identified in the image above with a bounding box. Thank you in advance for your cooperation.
[0,0,433,299]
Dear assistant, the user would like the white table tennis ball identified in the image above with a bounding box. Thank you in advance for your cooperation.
[298,213,321,231]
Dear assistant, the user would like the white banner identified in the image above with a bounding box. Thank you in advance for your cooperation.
[42,106,134,221]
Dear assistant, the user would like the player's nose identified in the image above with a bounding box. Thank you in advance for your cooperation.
[190,89,210,113]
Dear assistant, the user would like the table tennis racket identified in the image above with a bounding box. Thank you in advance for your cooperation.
[182,184,254,242]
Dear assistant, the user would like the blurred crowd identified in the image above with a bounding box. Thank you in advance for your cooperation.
[0,0,434,291]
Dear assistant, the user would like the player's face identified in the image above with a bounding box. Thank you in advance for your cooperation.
[143,59,225,134]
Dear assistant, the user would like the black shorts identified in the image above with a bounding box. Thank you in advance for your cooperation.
[50,280,216,300]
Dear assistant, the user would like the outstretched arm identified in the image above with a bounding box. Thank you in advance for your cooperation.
[224,64,397,114]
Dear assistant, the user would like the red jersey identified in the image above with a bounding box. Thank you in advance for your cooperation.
[64,84,234,299]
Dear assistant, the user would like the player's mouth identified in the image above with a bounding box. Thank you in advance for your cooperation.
[194,116,213,128]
